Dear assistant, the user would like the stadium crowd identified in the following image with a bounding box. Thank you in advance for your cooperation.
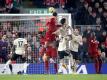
[0,0,20,13]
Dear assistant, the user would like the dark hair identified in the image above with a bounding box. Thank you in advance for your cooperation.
[60,18,66,25]
[53,12,57,17]
[18,32,23,38]
[38,31,43,35]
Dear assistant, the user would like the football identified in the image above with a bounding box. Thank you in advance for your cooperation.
[48,7,56,13]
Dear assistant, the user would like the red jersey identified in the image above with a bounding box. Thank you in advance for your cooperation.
[46,17,57,32]
[88,39,99,57]
[46,46,57,58]
[45,17,58,41]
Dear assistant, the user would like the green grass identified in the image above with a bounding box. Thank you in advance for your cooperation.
[0,74,106,80]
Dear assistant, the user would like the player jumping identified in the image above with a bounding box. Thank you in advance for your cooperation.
[39,12,58,74]
[53,18,72,74]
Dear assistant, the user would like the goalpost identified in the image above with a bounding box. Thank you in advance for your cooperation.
[0,13,72,74]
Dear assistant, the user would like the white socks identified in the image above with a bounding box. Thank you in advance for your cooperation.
[23,62,28,74]
[58,59,68,74]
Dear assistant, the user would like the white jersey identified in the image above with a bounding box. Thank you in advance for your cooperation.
[58,36,68,51]
[58,25,71,51]
[13,38,27,55]
[69,34,82,52]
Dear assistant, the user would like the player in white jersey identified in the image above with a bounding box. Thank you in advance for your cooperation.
[69,28,83,74]
[53,18,73,74]
[2,33,28,74]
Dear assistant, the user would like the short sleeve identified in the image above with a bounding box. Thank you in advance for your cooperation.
[24,39,27,45]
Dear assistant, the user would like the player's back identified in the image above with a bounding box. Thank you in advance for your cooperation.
[14,38,27,55]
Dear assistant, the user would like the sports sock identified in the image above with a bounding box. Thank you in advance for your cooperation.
[45,60,49,73]
[94,58,99,73]
[9,64,13,73]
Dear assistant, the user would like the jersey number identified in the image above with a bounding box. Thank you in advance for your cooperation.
[18,41,23,47]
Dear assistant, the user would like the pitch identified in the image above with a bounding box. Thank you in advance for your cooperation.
[0,74,106,80]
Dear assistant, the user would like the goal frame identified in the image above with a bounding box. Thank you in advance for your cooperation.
[0,13,72,26]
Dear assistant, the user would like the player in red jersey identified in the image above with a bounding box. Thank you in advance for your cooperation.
[40,12,58,74]
[88,32,102,74]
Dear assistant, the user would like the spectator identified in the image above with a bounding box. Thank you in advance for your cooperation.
[88,6,93,15]
[103,1,107,11]
[26,32,32,42]
[0,35,8,63]
[83,26,92,38]
[88,11,97,24]
[0,0,6,13]
[90,0,95,8]
[94,2,100,11]
[80,37,89,63]
[75,1,89,25]
[101,11,107,30]
[95,26,102,42]
[99,31,107,44]
[27,43,32,61]
[97,7,103,17]
[96,17,102,25]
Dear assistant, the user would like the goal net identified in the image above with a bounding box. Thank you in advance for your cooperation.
[0,14,72,74]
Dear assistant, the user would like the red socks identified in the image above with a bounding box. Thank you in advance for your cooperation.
[95,58,99,73]
[45,60,49,73]
[54,63,58,73]
[94,57,102,74]
[98,58,102,74]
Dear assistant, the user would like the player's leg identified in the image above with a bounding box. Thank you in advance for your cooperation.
[58,51,68,74]
[20,55,28,74]
[94,51,102,74]
[43,42,55,74]
[68,53,74,74]
[42,53,49,74]
[98,56,102,74]
[70,51,78,74]
[94,57,99,74]
[2,59,12,73]
[58,58,68,74]
[51,46,58,73]
[2,53,18,74]
[39,46,46,57]
[58,51,64,73]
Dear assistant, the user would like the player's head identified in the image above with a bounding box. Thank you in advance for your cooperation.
[60,18,66,25]
[90,32,96,39]
[38,31,43,37]
[53,12,57,17]
[2,35,7,40]
[74,28,79,35]
[17,32,23,38]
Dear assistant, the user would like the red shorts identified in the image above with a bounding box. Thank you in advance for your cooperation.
[46,46,57,58]
[45,31,56,42]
